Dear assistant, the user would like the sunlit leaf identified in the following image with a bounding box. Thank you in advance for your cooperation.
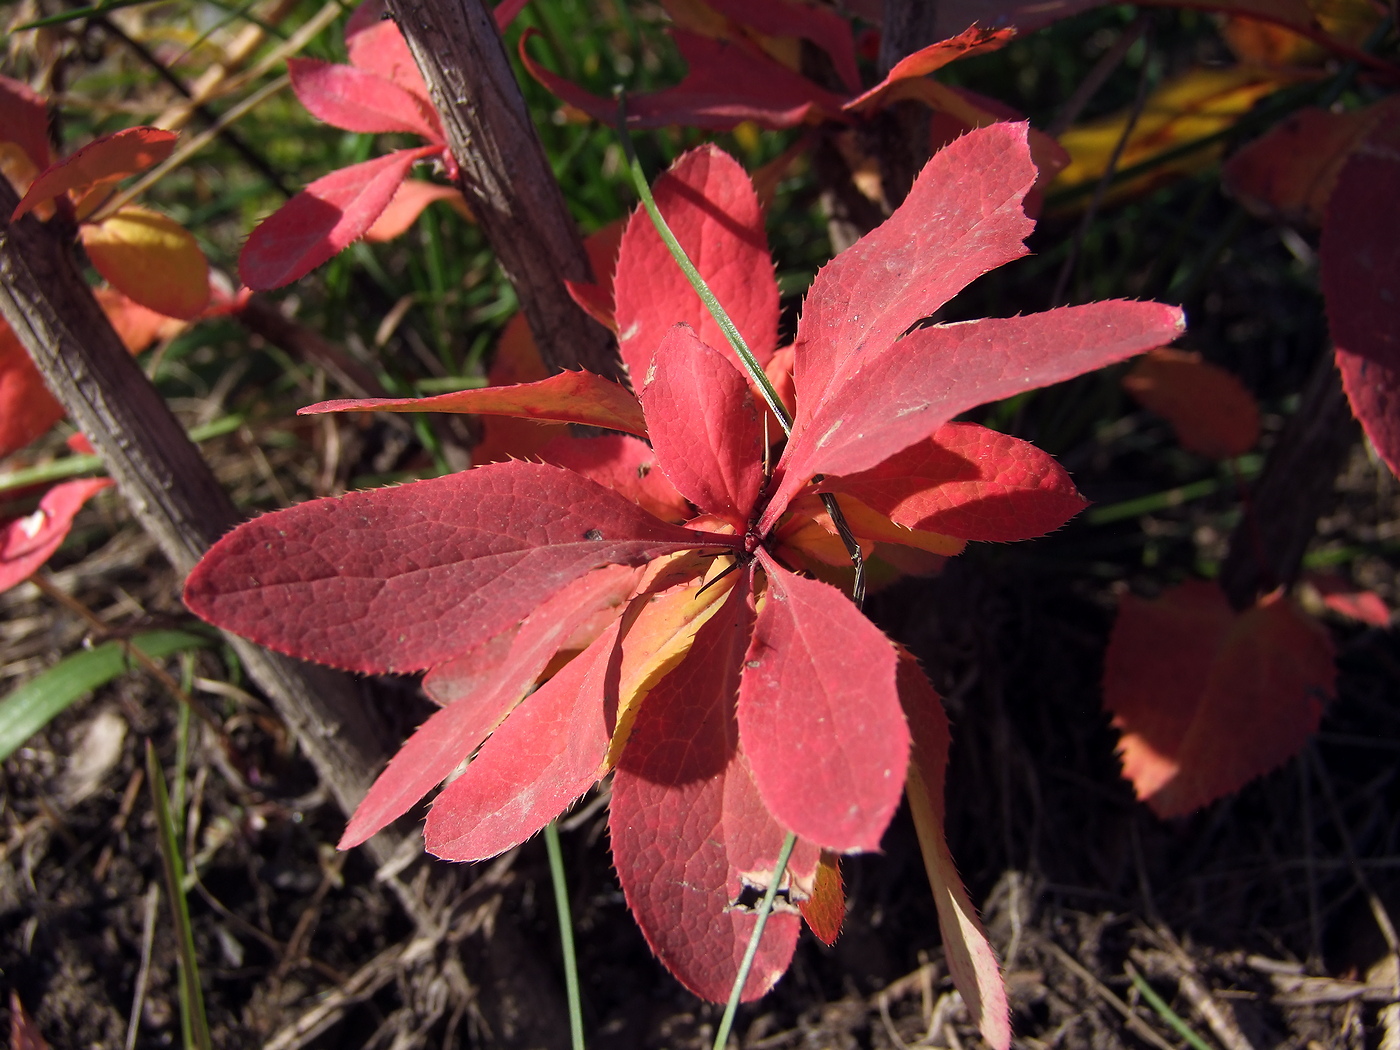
[0,478,112,594]
[80,206,210,320]
[12,126,176,221]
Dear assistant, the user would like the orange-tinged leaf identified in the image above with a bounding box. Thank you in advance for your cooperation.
[1103,581,1335,818]
[12,126,175,220]
[604,558,740,768]
[778,493,966,562]
[9,990,50,1050]
[1122,348,1260,458]
[844,26,1015,113]
[798,851,844,945]
[1223,99,1400,228]
[93,286,184,352]
[1,478,113,594]
[1220,14,1326,65]
[301,370,648,437]
[80,206,210,319]
[1054,68,1280,202]
[363,180,470,241]
[0,319,64,457]
[899,652,1010,1050]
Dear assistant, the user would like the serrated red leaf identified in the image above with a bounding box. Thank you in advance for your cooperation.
[739,550,906,852]
[183,460,734,673]
[798,851,844,945]
[340,564,639,848]
[520,28,844,131]
[614,144,778,384]
[0,75,52,170]
[898,652,1010,1050]
[239,146,439,289]
[12,126,175,221]
[1123,349,1259,458]
[825,422,1088,542]
[1321,112,1400,478]
[640,325,765,526]
[536,432,692,524]
[1103,581,1335,818]
[0,319,65,458]
[301,370,648,437]
[767,300,1185,531]
[289,57,442,139]
[364,180,468,241]
[789,123,1036,422]
[420,624,517,706]
[1303,571,1391,627]
[611,581,807,1002]
[425,617,623,860]
[689,0,862,93]
[345,13,433,102]
[1,478,113,594]
[845,26,1014,113]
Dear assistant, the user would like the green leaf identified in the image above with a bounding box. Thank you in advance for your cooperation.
[0,630,211,761]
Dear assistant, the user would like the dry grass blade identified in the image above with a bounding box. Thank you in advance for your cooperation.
[1042,941,1176,1050]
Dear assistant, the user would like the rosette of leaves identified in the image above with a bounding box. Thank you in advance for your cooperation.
[187,122,1183,1046]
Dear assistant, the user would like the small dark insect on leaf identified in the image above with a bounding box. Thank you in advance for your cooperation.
[584,528,604,541]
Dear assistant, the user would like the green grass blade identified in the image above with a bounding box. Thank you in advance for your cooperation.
[712,831,797,1050]
[147,740,213,1050]
[1127,965,1216,1050]
[545,819,586,1050]
[0,631,212,762]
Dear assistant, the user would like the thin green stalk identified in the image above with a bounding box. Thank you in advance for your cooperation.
[712,831,797,1050]
[146,741,212,1050]
[1126,965,1215,1050]
[545,819,585,1050]
[616,105,792,438]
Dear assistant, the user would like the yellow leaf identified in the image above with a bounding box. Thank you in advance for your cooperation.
[1053,68,1281,204]
[80,205,209,320]
[602,557,740,770]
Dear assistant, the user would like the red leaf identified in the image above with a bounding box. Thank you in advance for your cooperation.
[845,26,1015,113]
[640,325,765,526]
[0,319,64,458]
[767,300,1185,531]
[239,146,439,289]
[493,0,531,28]
[798,851,845,946]
[1302,572,1391,627]
[898,652,1010,1050]
[826,422,1088,542]
[12,126,176,221]
[345,14,432,102]
[0,75,52,170]
[364,180,469,241]
[288,57,442,139]
[301,369,648,437]
[692,0,862,93]
[520,28,844,130]
[1321,113,1400,478]
[10,990,50,1050]
[611,582,807,1002]
[183,460,733,673]
[420,624,517,705]
[94,286,183,353]
[614,144,779,384]
[788,123,1036,421]
[425,617,623,860]
[536,432,692,524]
[340,565,639,848]
[1123,349,1259,458]
[1103,581,1335,818]
[1,478,112,594]
[738,550,906,852]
